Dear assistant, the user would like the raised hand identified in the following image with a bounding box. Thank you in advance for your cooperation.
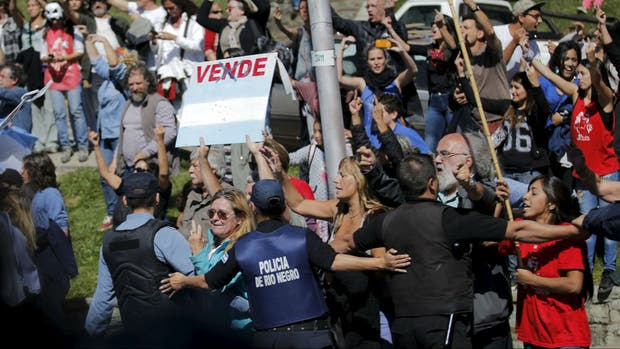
[356,146,377,173]
[261,146,283,174]
[434,9,445,25]
[188,220,205,255]
[199,136,210,160]
[273,5,282,21]
[597,7,606,25]
[348,90,362,116]
[245,134,263,155]
[340,36,356,51]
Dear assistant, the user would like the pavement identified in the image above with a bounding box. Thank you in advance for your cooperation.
[47,148,98,176]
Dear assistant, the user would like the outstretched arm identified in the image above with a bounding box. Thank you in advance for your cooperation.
[197,137,223,197]
[505,219,586,242]
[155,125,170,191]
[264,147,338,220]
[585,43,614,112]
[531,58,579,103]
[392,39,418,90]
[337,36,365,91]
[88,130,122,190]
[273,6,298,41]
[463,0,495,40]
[107,0,130,12]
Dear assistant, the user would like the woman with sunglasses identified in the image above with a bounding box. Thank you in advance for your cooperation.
[186,188,255,336]
[88,126,171,228]
[496,176,592,349]
[262,143,390,347]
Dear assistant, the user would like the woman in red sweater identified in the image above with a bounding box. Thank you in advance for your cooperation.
[498,176,592,349]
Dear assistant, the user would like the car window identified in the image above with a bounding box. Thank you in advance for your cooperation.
[459,4,512,26]
[399,5,441,30]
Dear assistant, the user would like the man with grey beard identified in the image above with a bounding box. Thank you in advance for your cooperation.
[434,133,496,208]
[435,132,514,349]
[178,146,231,240]
[115,63,177,176]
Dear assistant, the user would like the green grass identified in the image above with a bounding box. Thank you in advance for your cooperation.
[60,166,192,299]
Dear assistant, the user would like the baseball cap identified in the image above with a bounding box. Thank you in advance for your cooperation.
[512,0,545,16]
[123,172,158,199]
[250,179,285,213]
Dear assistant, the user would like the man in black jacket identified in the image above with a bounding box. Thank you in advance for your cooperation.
[351,153,581,349]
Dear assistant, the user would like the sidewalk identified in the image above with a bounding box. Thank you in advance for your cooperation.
[48,149,97,176]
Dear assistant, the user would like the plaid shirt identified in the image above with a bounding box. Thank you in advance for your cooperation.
[2,17,21,63]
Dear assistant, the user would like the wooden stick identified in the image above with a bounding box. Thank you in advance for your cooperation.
[446,0,523,266]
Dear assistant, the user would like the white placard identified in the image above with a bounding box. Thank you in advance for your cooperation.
[176,53,279,147]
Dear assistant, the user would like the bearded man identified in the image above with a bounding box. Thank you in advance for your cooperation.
[434,132,514,349]
[115,63,177,174]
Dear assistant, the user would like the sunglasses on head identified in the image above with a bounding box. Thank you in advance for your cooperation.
[207,208,233,220]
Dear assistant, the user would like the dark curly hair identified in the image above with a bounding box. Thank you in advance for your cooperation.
[22,152,57,191]
[124,62,157,94]
[164,0,198,18]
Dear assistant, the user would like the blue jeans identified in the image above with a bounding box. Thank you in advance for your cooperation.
[425,93,453,152]
[100,138,119,217]
[50,87,88,149]
[577,171,619,271]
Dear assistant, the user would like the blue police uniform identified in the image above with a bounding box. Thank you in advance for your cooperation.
[204,219,337,349]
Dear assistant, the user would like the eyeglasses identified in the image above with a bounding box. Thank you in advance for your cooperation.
[435,150,470,159]
[526,12,542,20]
[164,6,178,12]
[207,208,233,220]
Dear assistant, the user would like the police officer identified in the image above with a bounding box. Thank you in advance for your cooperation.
[160,179,410,349]
[85,172,195,343]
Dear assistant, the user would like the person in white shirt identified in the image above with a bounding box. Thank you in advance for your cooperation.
[494,0,544,80]
[107,0,166,71]
[151,0,204,110]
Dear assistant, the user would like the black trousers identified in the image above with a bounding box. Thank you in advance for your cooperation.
[252,329,334,349]
[391,313,472,349]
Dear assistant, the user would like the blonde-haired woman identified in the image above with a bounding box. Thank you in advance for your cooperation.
[173,140,255,335]
[269,153,389,347]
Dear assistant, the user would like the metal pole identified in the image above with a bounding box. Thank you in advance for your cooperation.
[447,0,522,266]
[308,0,346,199]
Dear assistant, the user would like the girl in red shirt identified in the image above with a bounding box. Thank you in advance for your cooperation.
[499,176,592,349]
[533,43,619,302]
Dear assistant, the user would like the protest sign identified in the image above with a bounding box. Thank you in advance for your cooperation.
[176,53,293,147]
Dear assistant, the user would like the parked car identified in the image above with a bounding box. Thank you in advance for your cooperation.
[395,0,560,128]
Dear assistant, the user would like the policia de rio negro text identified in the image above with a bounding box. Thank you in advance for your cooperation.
[160,179,411,348]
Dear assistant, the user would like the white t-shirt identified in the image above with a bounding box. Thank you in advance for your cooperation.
[127,2,167,32]
[495,24,540,82]
[95,17,121,49]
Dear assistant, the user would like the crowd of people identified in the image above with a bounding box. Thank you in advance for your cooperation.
[2,0,620,348]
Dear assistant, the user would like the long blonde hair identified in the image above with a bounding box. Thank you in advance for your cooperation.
[333,157,387,233]
[212,188,256,251]
[0,188,36,253]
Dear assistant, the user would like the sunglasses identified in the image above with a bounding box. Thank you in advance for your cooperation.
[210,10,223,14]
[207,208,233,220]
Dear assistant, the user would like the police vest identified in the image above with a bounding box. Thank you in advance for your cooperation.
[382,200,473,317]
[234,224,328,330]
[102,218,176,328]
